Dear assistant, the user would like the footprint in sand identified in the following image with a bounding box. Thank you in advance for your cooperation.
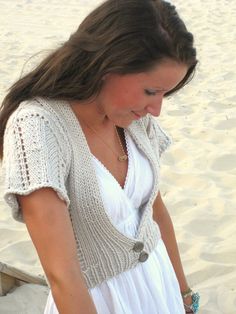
[211,154,236,171]
[215,118,236,130]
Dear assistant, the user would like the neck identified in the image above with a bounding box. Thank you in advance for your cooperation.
[69,99,109,129]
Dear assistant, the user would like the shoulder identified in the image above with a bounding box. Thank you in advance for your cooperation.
[5,97,72,162]
[140,114,172,157]
[8,97,64,129]
[7,98,69,140]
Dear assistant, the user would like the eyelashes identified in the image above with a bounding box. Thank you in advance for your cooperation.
[144,89,168,97]
[144,89,157,96]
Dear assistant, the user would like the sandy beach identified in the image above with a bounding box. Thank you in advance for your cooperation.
[0,0,236,313]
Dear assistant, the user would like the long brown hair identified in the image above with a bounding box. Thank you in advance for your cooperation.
[0,0,197,159]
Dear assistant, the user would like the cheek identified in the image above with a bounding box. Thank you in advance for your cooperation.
[120,89,143,108]
[110,91,133,110]
[101,79,143,112]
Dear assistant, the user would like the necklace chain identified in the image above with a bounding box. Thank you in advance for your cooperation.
[114,127,128,162]
[79,118,128,162]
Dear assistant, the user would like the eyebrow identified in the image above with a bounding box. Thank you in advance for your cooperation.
[153,87,168,92]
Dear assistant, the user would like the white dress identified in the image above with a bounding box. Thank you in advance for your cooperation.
[44,130,185,314]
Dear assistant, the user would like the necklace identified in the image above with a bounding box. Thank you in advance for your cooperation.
[79,118,128,162]
[115,127,128,162]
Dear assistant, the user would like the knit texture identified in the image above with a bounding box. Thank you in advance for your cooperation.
[2,97,171,288]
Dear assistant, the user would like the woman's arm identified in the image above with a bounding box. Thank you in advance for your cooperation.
[153,191,192,307]
[18,188,97,314]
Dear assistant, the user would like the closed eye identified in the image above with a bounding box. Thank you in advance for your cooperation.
[144,89,157,96]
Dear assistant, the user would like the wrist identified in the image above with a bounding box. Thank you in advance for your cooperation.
[181,288,200,314]
[181,287,192,298]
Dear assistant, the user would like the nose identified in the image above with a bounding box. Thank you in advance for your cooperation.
[145,97,163,117]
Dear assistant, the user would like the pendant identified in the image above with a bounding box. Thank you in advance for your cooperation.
[118,154,128,162]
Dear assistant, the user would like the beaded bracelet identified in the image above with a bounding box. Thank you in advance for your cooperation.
[181,288,200,313]
[181,287,192,298]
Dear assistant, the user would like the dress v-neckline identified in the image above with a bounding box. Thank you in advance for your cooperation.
[92,129,131,191]
[34,98,160,249]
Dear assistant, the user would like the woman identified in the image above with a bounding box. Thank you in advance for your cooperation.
[0,0,199,313]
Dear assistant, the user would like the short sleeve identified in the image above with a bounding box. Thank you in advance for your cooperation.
[143,114,172,158]
[2,107,71,222]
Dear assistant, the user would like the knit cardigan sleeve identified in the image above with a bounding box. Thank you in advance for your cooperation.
[143,114,172,158]
[2,105,71,222]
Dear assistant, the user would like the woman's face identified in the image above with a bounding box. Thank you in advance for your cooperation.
[96,58,188,128]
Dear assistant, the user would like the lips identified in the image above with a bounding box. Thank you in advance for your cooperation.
[132,111,146,119]
[132,111,142,119]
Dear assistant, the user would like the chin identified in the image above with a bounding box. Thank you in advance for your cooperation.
[118,120,134,128]
[110,115,135,128]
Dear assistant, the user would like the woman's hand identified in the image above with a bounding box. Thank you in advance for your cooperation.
[182,291,200,314]
[183,295,194,313]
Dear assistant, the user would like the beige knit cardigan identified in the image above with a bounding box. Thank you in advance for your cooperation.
[2,97,171,288]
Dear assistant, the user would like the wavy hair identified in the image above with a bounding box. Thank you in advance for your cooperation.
[0,0,197,159]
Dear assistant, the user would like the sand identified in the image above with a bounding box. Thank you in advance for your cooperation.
[0,0,236,313]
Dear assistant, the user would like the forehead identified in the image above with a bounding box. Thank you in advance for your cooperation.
[143,59,188,87]
[103,59,188,93]
[117,59,188,91]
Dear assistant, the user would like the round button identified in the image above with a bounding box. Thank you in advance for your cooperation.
[133,242,144,253]
[139,251,149,263]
